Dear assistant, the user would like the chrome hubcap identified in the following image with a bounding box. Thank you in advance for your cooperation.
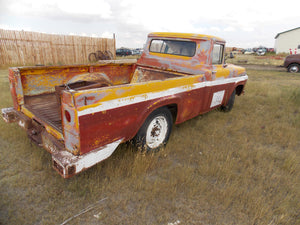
[290,66,299,73]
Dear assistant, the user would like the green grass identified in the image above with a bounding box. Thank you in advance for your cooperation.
[0,68,299,224]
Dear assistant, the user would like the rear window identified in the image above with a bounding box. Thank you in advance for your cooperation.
[149,39,196,57]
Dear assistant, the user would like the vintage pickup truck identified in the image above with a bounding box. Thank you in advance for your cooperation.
[2,32,248,178]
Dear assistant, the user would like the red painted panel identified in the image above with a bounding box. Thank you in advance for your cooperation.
[77,82,233,154]
[79,101,149,154]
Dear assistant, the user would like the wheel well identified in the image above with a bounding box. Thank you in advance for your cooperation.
[166,104,178,123]
[288,62,300,66]
[235,85,244,96]
[288,63,300,69]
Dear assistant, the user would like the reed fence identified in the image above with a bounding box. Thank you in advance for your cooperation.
[0,29,116,67]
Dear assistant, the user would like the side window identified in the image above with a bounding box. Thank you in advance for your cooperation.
[212,44,224,64]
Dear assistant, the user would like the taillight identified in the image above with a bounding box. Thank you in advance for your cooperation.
[64,110,71,122]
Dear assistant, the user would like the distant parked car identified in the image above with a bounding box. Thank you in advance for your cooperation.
[131,48,143,55]
[132,49,138,55]
[256,48,267,56]
[116,48,132,56]
[284,54,300,73]
[244,48,254,55]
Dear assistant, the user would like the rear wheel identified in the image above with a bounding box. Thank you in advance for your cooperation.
[288,63,300,73]
[134,107,173,152]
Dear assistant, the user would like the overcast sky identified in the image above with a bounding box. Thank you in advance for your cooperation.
[0,0,299,48]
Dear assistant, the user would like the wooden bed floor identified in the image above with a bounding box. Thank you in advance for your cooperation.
[24,93,62,132]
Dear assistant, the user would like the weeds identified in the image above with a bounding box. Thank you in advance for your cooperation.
[0,68,299,224]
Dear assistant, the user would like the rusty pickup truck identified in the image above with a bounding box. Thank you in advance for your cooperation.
[2,32,248,178]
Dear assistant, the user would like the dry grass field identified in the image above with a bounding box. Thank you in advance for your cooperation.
[226,53,286,66]
[0,65,299,224]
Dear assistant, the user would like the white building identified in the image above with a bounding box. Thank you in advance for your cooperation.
[274,27,300,54]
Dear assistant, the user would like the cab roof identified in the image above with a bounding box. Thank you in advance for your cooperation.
[148,32,225,43]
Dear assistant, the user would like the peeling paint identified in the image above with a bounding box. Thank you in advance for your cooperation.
[2,32,248,178]
[77,76,247,117]
[52,139,123,178]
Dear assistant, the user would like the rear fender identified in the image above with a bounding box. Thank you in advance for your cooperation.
[132,96,180,137]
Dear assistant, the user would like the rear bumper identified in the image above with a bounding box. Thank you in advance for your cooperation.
[52,139,122,178]
[2,107,122,178]
[2,107,28,126]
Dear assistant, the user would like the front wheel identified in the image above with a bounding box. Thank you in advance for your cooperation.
[288,63,300,73]
[134,107,173,152]
[220,90,236,112]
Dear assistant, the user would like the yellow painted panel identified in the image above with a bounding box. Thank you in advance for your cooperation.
[45,125,64,140]
[21,106,35,119]
[75,74,204,112]
[149,32,225,42]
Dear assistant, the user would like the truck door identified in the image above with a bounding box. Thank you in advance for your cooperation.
[208,43,230,109]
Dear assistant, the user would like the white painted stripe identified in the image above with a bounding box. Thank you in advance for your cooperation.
[74,139,122,173]
[78,75,248,117]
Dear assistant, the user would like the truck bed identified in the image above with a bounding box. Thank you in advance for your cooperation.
[24,93,62,132]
